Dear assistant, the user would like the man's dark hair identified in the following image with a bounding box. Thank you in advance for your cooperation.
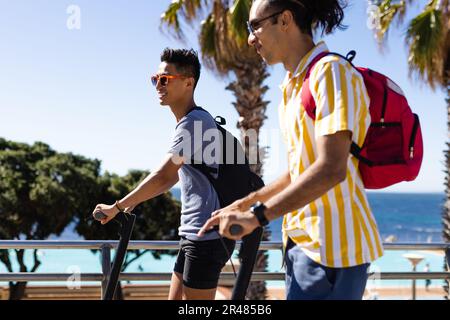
[160,48,201,90]
[263,0,347,36]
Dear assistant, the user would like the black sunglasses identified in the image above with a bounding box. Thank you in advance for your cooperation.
[247,10,284,35]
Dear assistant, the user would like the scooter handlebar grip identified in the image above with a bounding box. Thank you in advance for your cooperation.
[229,224,243,236]
[94,211,108,220]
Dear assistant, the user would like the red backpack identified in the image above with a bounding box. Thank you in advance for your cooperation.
[301,51,423,189]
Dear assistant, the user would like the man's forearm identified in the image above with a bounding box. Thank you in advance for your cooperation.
[118,171,178,210]
[264,162,344,221]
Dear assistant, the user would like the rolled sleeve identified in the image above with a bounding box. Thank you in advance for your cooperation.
[309,59,356,139]
[168,117,203,163]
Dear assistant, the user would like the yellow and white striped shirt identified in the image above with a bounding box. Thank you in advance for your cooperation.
[279,42,384,267]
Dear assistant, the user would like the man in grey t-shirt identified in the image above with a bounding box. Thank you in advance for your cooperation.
[92,48,234,300]
[168,107,222,241]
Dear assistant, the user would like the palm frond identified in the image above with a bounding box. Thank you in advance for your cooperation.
[406,5,445,87]
[161,0,183,32]
[161,0,259,76]
[373,0,409,43]
[161,0,206,39]
[199,13,220,72]
[160,0,185,39]
[370,0,449,87]
[230,0,251,45]
[198,2,237,74]
[200,14,216,55]
[183,0,203,20]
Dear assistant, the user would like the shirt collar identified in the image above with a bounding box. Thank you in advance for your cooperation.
[280,41,329,91]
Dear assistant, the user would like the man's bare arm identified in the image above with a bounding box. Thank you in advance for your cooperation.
[264,131,352,221]
[117,153,182,209]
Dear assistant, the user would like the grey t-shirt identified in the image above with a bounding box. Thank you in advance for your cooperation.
[168,108,221,241]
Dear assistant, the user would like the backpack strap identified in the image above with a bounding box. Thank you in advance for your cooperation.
[185,106,221,179]
[300,51,330,120]
[350,143,373,167]
[300,50,369,162]
[301,51,356,119]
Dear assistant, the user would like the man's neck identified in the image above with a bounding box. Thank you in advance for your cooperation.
[170,98,197,122]
[282,34,315,75]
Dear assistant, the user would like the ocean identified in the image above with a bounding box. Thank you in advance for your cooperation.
[264,192,447,291]
[50,190,445,243]
[0,192,447,294]
[268,192,445,244]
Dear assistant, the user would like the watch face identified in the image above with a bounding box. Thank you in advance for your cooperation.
[251,202,263,212]
[252,203,268,226]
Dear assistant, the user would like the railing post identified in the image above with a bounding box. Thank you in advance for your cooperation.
[446,247,450,300]
[100,244,111,300]
[412,265,417,300]
[445,247,450,270]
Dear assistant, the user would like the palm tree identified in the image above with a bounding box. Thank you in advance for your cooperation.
[368,0,449,298]
[161,0,270,300]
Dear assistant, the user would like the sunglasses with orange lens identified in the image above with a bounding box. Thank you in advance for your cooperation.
[151,74,186,87]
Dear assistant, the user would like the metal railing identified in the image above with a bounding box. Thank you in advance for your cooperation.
[0,241,449,299]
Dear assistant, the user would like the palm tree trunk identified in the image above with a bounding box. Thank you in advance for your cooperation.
[8,282,27,300]
[226,59,270,175]
[226,58,270,300]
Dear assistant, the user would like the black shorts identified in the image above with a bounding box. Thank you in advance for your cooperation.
[173,236,235,289]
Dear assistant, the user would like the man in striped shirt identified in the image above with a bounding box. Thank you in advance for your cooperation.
[199,0,384,300]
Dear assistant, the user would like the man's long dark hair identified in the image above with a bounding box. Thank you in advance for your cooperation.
[264,0,348,36]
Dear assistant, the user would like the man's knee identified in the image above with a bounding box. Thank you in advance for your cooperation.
[182,285,217,300]
[168,271,183,300]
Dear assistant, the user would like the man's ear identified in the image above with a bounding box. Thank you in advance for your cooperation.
[280,10,294,30]
[186,77,195,89]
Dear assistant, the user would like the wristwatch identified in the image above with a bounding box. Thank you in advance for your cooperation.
[250,202,269,227]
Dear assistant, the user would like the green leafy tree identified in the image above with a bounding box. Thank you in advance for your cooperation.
[0,138,102,300]
[161,0,270,299]
[368,0,449,297]
[75,170,181,300]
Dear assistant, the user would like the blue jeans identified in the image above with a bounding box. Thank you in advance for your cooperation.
[285,238,369,300]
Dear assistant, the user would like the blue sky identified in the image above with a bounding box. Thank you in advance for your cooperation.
[0,0,446,193]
